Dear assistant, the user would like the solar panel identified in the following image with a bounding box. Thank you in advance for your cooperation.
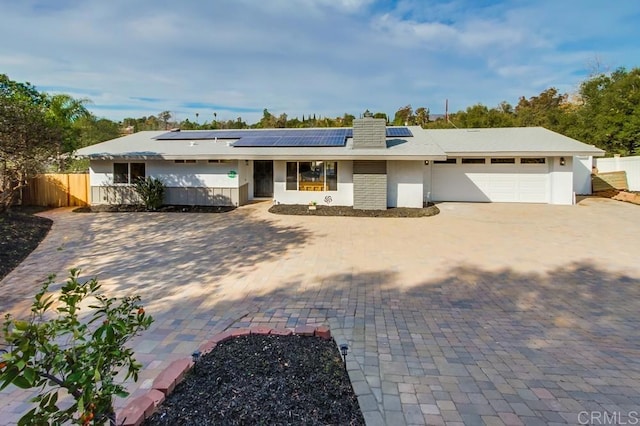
[386,127,413,137]
[233,135,346,147]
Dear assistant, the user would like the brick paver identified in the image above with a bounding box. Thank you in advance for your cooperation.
[1,198,639,425]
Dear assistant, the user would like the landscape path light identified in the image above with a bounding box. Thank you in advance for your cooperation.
[192,350,201,373]
[339,343,349,369]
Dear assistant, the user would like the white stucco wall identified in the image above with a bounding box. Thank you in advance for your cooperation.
[89,160,241,188]
[236,159,251,188]
[387,161,424,208]
[273,160,353,206]
[423,161,433,203]
[550,156,574,205]
[573,156,593,195]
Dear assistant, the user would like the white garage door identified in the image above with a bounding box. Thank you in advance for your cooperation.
[432,161,549,203]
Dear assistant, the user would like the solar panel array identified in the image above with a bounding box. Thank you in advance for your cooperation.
[154,127,412,147]
[233,136,346,147]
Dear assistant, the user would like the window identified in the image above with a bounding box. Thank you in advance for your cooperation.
[113,163,129,184]
[113,162,145,184]
[434,158,457,164]
[461,158,486,164]
[175,159,196,163]
[520,158,546,164]
[491,158,515,164]
[285,161,338,191]
[286,162,298,190]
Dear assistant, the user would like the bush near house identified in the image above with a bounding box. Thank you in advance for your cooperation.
[133,177,165,211]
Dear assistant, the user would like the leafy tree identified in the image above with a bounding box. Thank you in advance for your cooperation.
[414,107,429,127]
[341,113,355,126]
[0,269,153,426]
[179,118,198,130]
[514,88,569,130]
[158,111,172,130]
[393,105,414,125]
[372,112,388,123]
[0,74,62,211]
[46,94,91,156]
[74,116,121,148]
[570,67,640,155]
[256,109,277,128]
[275,113,288,128]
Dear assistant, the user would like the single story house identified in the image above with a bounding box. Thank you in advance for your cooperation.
[75,116,604,209]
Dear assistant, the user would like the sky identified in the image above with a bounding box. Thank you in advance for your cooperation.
[1,0,639,124]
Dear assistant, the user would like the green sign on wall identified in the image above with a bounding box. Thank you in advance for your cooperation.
[228,170,237,178]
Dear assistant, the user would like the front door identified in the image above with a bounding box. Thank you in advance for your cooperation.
[253,160,273,197]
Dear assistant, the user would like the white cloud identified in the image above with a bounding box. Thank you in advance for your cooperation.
[0,0,638,122]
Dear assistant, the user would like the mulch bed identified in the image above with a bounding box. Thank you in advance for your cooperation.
[269,203,440,217]
[73,205,236,213]
[0,207,52,281]
[144,335,364,426]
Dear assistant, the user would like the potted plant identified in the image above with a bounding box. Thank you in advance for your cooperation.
[308,201,317,210]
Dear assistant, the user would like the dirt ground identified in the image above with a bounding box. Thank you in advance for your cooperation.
[592,190,640,205]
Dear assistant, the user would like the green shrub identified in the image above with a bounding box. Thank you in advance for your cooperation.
[133,177,165,210]
[0,269,153,426]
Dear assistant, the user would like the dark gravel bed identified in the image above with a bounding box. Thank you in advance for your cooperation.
[144,335,364,426]
[73,205,236,213]
[269,203,439,217]
[0,207,52,281]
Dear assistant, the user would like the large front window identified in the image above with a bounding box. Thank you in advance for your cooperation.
[286,161,337,191]
[113,162,146,184]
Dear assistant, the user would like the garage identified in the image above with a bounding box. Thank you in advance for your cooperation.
[430,158,549,203]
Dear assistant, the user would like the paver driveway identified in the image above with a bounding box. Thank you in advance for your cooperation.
[1,199,640,425]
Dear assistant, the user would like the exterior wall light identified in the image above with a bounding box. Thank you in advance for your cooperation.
[424,160,430,165]
[560,157,566,166]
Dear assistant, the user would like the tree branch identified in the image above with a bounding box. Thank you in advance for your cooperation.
[39,372,82,399]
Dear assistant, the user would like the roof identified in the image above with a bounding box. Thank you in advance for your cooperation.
[426,127,605,157]
[75,126,604,161]
[75,127,447,161]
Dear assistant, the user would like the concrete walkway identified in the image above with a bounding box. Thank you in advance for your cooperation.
[1,199,640,425]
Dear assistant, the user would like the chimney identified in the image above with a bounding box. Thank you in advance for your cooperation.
[352,110,386,149]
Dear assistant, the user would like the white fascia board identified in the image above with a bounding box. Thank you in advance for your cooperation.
[87,153,448,161]
[444,150,605,157]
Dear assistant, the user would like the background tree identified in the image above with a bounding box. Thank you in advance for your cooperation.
[372,112,388,123]
[0,74,62,211]
[158,111,173,130]
[514,88,569,131]
[275,113,288,128]
[256,108,277,128]
[414,107,429,127]
[46,94,91,170]
[570,67,640,155]
[68,116,121,172]
[393,105,414,125]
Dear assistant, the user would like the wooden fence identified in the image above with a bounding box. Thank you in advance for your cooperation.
[592,171,629,192]
[22,174,90,207]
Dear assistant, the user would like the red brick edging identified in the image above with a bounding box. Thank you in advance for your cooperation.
[116,326,332,426]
